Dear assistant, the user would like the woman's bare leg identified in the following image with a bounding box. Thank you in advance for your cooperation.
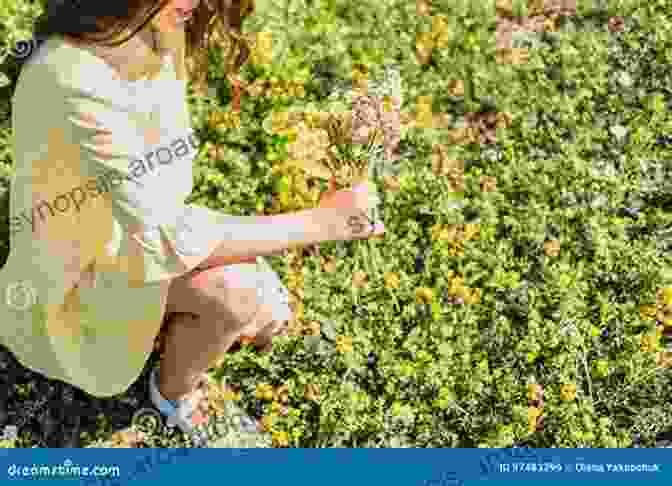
[158,264,280,401]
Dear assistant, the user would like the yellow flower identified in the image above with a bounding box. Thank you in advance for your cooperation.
[252,32,273,65]
[430,223,443,241]
[417,0,431,15]
[431,15,450,48]
[383,272,401,290]
[448,275,469,298]
[208,110,240,130]
[416,95,434,128]
[560,384,577,402]
[658,303,672,326]
[271,401,284,415]
[336,335,354,354]
[543,15,559,33]
[320,257,337,274]
[304,383,321,402]
[657,351,672,369]
[255,383,274,401]
[445,224,465,242]
[660,287,672,306]
[463,287,481,305]
[261,415,273,432]
[245,79,266,97]
[272,430,289,447]
[415,287,434,304]
[447,79,465,97]
[544,239,561,257]
[496,47,530,65]
[352,270,368,289]
[527,406,542,433]
[495,111,513,129]
[383,175,401,192]
[304,321,321,337]
[447,242,465,257]
[431,15,449,38]
[274,384,289,404]
[294,301,305,320]
[464,223,480,241]
[431,224,458,242]
[495,0,514,16]
[447,126,478,145]
[640,304,657,321]
[640,334,658,353]
[527,384,543,402]
[271,111,291,133]
[528,0,545,16]
[286,269,303,291]
[416,32,435,65]
[222,388,241,401]
[286,319,303,337]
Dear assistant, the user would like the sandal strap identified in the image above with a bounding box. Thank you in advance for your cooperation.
[149,367,265,438]
[149,368,203,433]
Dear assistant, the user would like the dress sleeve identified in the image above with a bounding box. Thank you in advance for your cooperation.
[61,83,216,284]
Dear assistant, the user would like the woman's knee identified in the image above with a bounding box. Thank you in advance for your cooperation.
[167,265,269,332]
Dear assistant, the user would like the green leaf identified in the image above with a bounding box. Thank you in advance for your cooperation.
[271,134,289,146]
[303,335,321,353]
[431,301,442,321]
[321,319,337,341]
[438,342,453,357]
[0,71,9,88]
[275,175,291,193]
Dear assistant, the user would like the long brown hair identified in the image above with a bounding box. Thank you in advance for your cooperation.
[30,0,256,86]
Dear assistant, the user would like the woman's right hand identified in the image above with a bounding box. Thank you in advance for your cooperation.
[317,177,385,241]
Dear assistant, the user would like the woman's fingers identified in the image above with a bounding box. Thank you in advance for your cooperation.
[318,179,385,241]
[344,211,385,240]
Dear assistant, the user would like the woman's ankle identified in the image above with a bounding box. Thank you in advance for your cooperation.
[157,371,196,402]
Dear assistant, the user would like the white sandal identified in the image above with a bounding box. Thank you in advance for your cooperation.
[149,367,210,436]
[148,367,260,442]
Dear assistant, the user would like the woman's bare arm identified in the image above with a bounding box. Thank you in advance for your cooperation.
[164,180,382,275]
[165,206,351,272]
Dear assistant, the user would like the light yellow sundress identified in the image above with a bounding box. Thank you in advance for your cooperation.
[0,32,292,398]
